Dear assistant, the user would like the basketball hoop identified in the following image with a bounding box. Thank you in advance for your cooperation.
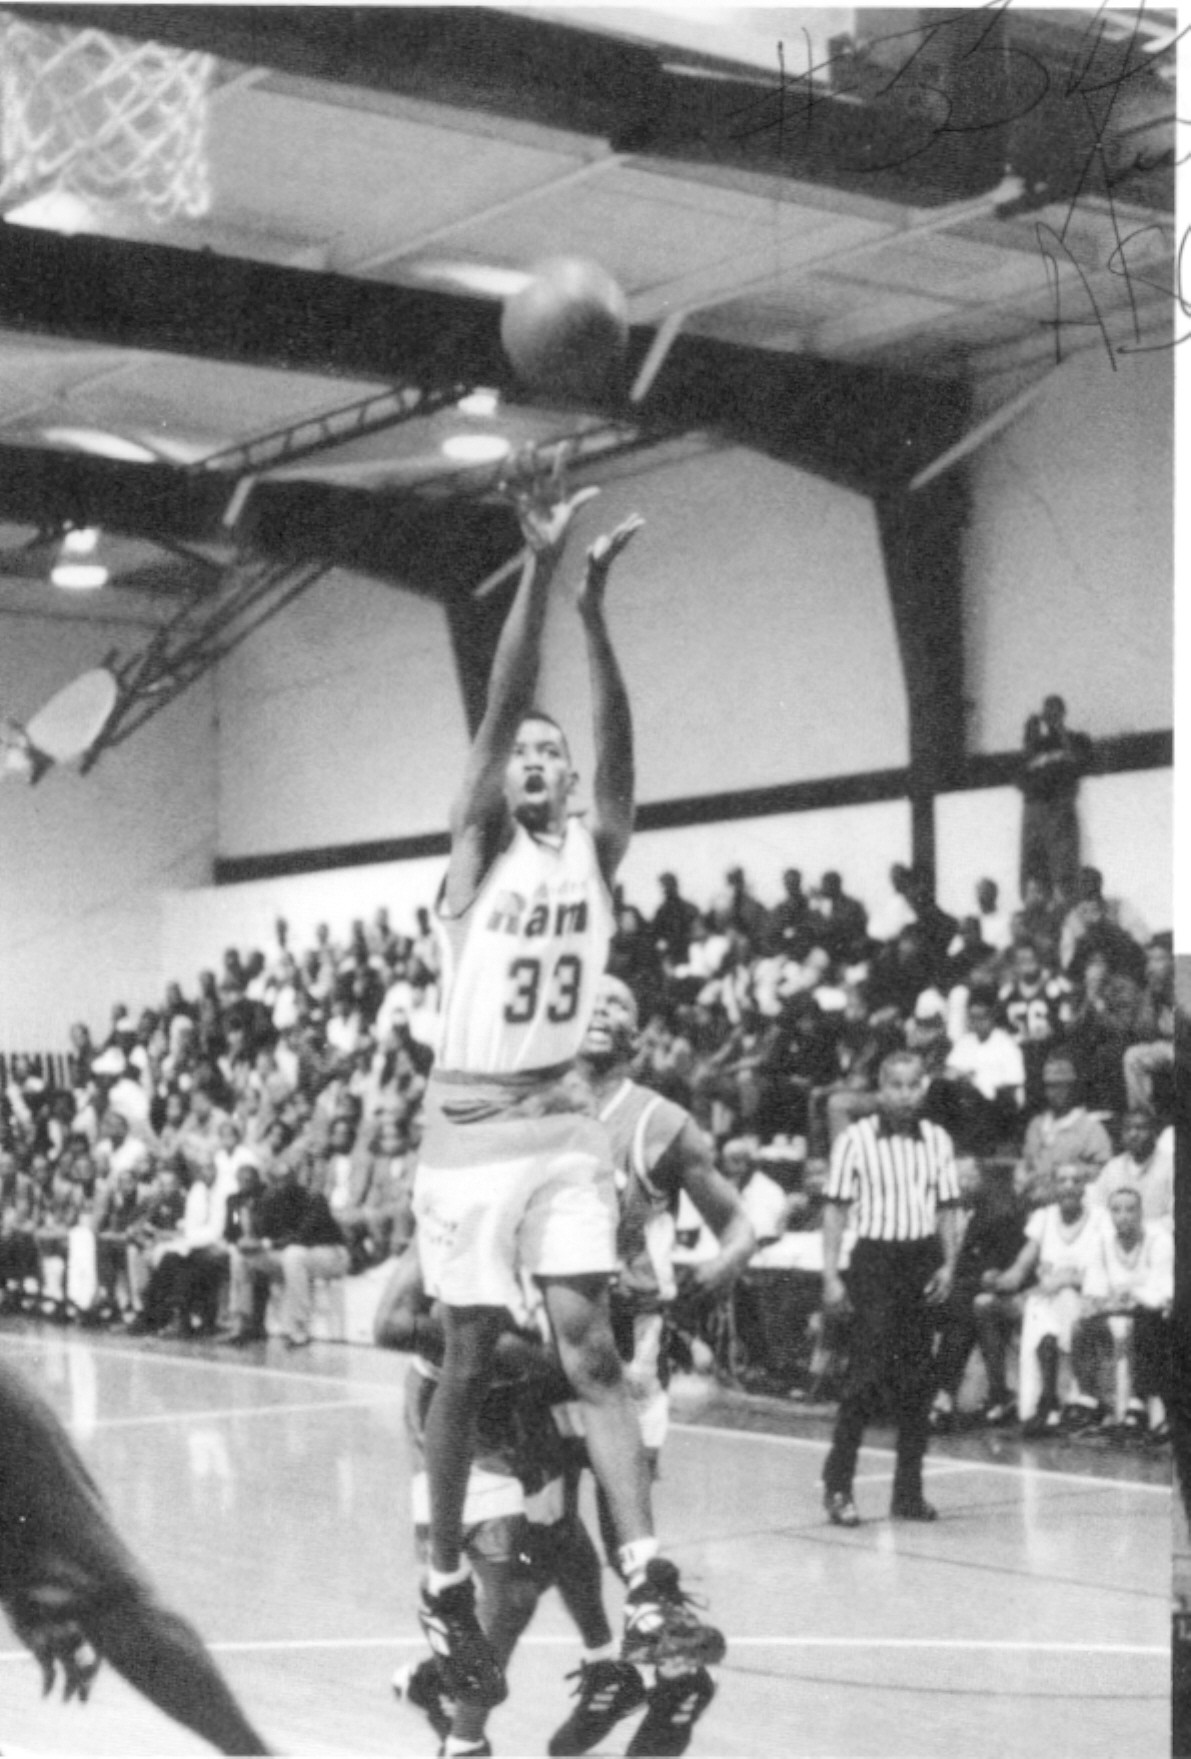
[0,12,214,224]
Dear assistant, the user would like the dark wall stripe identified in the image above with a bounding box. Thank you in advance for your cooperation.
[212,733,1170,886]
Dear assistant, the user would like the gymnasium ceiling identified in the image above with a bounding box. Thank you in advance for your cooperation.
[0,3,1177,616]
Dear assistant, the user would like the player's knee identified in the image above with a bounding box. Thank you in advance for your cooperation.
[559,1330,624,1400]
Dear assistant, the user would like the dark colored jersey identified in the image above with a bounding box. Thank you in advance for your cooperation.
[998,976,1073,1044]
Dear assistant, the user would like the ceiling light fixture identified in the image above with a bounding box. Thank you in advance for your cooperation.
[457,389,501,419]
[441,434,512,465]
[50,526,109,591]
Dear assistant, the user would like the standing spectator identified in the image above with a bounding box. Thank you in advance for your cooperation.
[1086,1107,1174,1228]
[1018,694,1092,902]
[651,872,699,966]
[819,1049,961,1526]
[1018,1054,1113,1205]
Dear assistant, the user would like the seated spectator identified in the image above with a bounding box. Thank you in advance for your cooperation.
[930,1162,1030,1430]
[92,1163,142,1320]
[766,868,814,963]
[971,877,1013,953]
[1011,875,1066,964]
[176,1081,230,1179]
[1017,1053,1112,1205]
[94,1109,153,1185]
[867,862,918,945]
[718,1137,790,1244]
[34,1164,84,1318]
[997,939,1074,1113]
[1071,1187,1172,1439]
[1063,878,1147,987]
[1086,1106,1173,1228]
[867,924,934,1020]
[631,1009,696,1110]
[1059,866,1150,972]
[905,870,959,987]
[752,995,838,1143]
[983,1165,1108,1436]
[0,1177,41,1311]
[130,1157,229,1338]
[222,1155,348,1349]
[690,1008,771,1141]
[650,869,699,967]
[124,1163,187,1323]
[932,989,1025,1155]
[942,917,997,992]
[1122,936,1174,1116]
[809,871,869,965]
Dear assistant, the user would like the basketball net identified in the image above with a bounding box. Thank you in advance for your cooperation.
[0,12,214,224]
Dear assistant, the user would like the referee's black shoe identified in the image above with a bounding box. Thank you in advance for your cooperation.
[824,1490,861,1527]
[890,1495,938,1522]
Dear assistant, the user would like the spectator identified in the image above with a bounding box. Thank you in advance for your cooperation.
[1086,1107,1173,1228]
[810,871,869,965]
[1059,866,1150,972]
[929,1162,1030,1431]
[972,877,1013,953]
[1017,1054,1112,1206]
[1071,1187,1172,1438]
[1122,936,1175,1115]
[867,863,918,945]
[767,868,814,961]
[1018,694,1092,902]
[131,1158,228,1338]
[650,872,698,967]
[990,1165,1108,1435]
[934,989,1025,1155]
[722,866,770,950]
[1063,876,1147,987]
[997,940,1074,1113]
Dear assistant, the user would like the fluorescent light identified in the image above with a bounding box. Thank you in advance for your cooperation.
[51,562,108,591]
[52,527,108,590]
[458,390,501,419]
[41,427,161,464]
[441,435,512,464]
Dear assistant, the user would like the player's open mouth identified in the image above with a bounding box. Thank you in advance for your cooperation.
[524,775,546,794]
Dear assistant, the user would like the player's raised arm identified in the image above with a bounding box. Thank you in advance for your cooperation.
[444,456,598,915]
[577,513,643,886]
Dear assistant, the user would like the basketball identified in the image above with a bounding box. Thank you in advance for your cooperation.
[500,257,629,400]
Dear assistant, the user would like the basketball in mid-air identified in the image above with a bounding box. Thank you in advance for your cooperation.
[500,257,629,401]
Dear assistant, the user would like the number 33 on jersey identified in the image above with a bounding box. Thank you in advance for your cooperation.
[435,819,615,1076]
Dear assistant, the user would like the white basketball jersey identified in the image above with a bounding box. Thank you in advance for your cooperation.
[436,818,614,1076]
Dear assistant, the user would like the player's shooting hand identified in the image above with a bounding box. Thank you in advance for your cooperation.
[580,514,645,611]
[503,445,599,555]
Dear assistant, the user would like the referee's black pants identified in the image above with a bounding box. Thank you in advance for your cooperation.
[823,1237,940,1504]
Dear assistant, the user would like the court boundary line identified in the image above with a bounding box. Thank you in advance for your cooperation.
[0,1331,1169,1494]
[0,1635,1169,1659]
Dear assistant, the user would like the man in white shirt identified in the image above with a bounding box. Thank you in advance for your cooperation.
[1071,1187,1172,1436]
[980,1165,1107,1435]
[934,990,1025,1155]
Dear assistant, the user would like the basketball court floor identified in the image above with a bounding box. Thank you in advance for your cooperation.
[0,1323,1168,1758]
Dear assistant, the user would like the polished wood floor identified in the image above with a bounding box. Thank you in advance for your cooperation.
[0,1322,1170,1758]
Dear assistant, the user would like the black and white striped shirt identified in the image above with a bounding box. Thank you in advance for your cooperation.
[825,1114,960,1242]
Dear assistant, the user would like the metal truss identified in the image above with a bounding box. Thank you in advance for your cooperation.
[80,549,331,771]
[187,381,472,481]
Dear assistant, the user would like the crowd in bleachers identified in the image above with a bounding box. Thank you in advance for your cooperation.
[0,852,1174,1442]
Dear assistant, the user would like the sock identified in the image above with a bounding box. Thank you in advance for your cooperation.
[444,1739,487,1757]
[583,1642,617,1665]
[426,1563,470,1597]
[620,1537,659,1588]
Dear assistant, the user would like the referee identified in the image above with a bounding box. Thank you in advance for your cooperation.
[820,1048,961,1526]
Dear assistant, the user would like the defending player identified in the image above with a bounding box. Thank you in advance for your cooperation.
[552,972,756,1755]
[413,454,723,1704]
[0,1355,271,1754]
[375,1240,641,1759]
